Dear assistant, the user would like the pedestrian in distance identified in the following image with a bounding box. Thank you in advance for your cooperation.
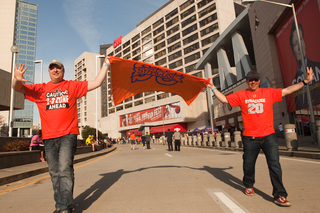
[129,133,136,150]
[30,129,45,162]
[12,57,111,213]
[173,129,181,151]
[278,123,284,139]
[207,67,314,207]
[145,131,151,149]
[165,129,173,151]
[141,134,146,149]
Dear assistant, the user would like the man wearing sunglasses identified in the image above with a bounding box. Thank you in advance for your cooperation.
[207,68,313,207]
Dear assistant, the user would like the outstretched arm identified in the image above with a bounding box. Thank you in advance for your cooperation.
[282,66,314,97]
[12,63,28,94]
[207,82,229,104]
[87,58,111,92]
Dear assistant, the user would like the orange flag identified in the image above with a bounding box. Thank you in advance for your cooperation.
[108,56,210,106]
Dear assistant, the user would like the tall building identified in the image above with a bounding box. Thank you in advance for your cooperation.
[0,0,37,137]
[93,0,243,138]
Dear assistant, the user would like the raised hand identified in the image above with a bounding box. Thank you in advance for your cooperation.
[304,66,314,84]
[14,63,28,82]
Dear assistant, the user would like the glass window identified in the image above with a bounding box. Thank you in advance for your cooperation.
[154,33,165,44]
[185,63,197,73]
[142,41,152,52]
[134,100,143,106]
[115,52,122,57]
[132,34,140,43]
[197,0,213,9]
[192,71,203,78]
[154,41,165,51]
[199,13,217,28]
[125,103,133,109]
[166,16,179,28]
[182,24,197,37]
[169,59,182,69]
[155,57,167,66]
[116,106,123,111]
[181,15,196,28]
[183,33,198,45]
[132,47,141,56]
[201,33,219,47]
[157,93,170,100]
[185,52,200,64]
[143,56,154,63]
[134,93,143,99]
[200,23,218,37]
[145,91,155,96]
[109,108,115,114]
[184,42,199,55]
[202,48,209,55]
[133,55,141,61]
[123,40,130,49]
[123,53,131,59]
[132,40,140,49]
[145,96,155,103]
[168,42,181,53]
[142,49,153,58]
[166,24,179,37]
[154,49,166,60]
[115,46,122,54]
[125,97,132,102]
[165,8,178,20]
[198,3,216,18]
[153,25,164,37]
[167,33,180,45]
[168,50,182,61]
[142,33,151,44]
[180,6,195,20]
[141,26,151,37]
[180,0,195,11]
[153,18,164,29]
[123,47,130,55]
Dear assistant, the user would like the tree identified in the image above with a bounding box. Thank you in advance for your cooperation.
[81,125,106,142]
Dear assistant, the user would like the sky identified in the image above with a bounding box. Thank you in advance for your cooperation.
[29,0,170,124]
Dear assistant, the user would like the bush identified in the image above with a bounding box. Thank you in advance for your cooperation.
[3,140,30,151]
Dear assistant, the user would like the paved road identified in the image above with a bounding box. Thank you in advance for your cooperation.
[1,144,320,213]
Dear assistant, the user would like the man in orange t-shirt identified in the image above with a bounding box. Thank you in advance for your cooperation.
[207,68,313,207]
[129,133,136,150]
[12,58,110,213]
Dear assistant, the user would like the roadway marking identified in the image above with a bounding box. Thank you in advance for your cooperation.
[0,147,120,195]
[206,188,249,213]
[165,153,172,157]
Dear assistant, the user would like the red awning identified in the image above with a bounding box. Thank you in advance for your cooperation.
[126,129,142,136]
[150,123,187,134]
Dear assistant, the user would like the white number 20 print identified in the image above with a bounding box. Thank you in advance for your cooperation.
[248,103,263,114]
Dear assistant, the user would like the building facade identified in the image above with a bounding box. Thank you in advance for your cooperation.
[0,0,37,137]
[93,0,243,138]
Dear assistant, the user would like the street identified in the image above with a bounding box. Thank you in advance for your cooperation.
[1,144,320,213]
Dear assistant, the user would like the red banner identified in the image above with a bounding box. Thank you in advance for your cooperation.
[109,56,210,106]
[120,102,181,127]
[275,0,320,112]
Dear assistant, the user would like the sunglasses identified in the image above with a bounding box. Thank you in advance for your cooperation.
[249,78,259,82]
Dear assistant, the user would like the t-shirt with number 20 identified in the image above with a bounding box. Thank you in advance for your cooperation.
[226,88,282,137]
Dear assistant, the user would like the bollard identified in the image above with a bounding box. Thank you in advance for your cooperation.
[198,135,202,146]
[216,133,221,147]
[187,136,190,146]
[208,133,213,147]
[284,124,298,151]
[317,120,320,149]
[224,132,231,147]
[203,134,208,146]
[234,131,242,148]
[192,135,197,146]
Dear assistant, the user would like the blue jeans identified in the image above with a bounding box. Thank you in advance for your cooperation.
[242,133,287,199]
[45,134,77,212]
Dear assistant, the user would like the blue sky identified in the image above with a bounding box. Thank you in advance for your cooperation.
[30,0,169,124]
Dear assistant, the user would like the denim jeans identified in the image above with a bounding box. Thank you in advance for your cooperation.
[242,133,287,199]
[44,134,77,212]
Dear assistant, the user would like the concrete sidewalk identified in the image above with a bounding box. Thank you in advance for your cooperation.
[0,146,117,186]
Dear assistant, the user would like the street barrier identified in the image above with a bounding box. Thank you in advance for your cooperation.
[284,124,298,151]
[224,132,231,147]
[216,133,221,147]
[234,131,242,148]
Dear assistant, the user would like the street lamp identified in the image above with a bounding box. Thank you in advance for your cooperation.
[9,45,20,137]
[95,55,105,141]
[34,60,43,83]
[243,0,317,143]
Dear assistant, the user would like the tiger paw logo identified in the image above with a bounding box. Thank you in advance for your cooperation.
[131,63,184,86]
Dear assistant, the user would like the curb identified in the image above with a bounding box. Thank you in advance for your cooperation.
[0,146,117,186]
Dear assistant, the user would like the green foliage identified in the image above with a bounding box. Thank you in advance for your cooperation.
[3,140,30,151]
[81,125,106,142]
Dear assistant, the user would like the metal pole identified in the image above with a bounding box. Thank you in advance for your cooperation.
[291,3,316,143]
[9,52,17,137]
[95,55,105,141]
[204,63,214,134]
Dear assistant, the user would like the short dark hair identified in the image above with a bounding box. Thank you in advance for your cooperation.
[289,22,304,53]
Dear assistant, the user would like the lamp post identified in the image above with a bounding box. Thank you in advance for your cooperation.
[34,60,43,83]
[95,55,105,141]
[9,45,20,137]
[243,0,317,143]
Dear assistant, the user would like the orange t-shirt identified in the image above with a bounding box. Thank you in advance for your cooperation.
[24,80,88,140]
[130,134,136,140]
[227,88,282,137]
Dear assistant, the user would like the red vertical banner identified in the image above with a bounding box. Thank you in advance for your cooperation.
[275,0,320,112]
